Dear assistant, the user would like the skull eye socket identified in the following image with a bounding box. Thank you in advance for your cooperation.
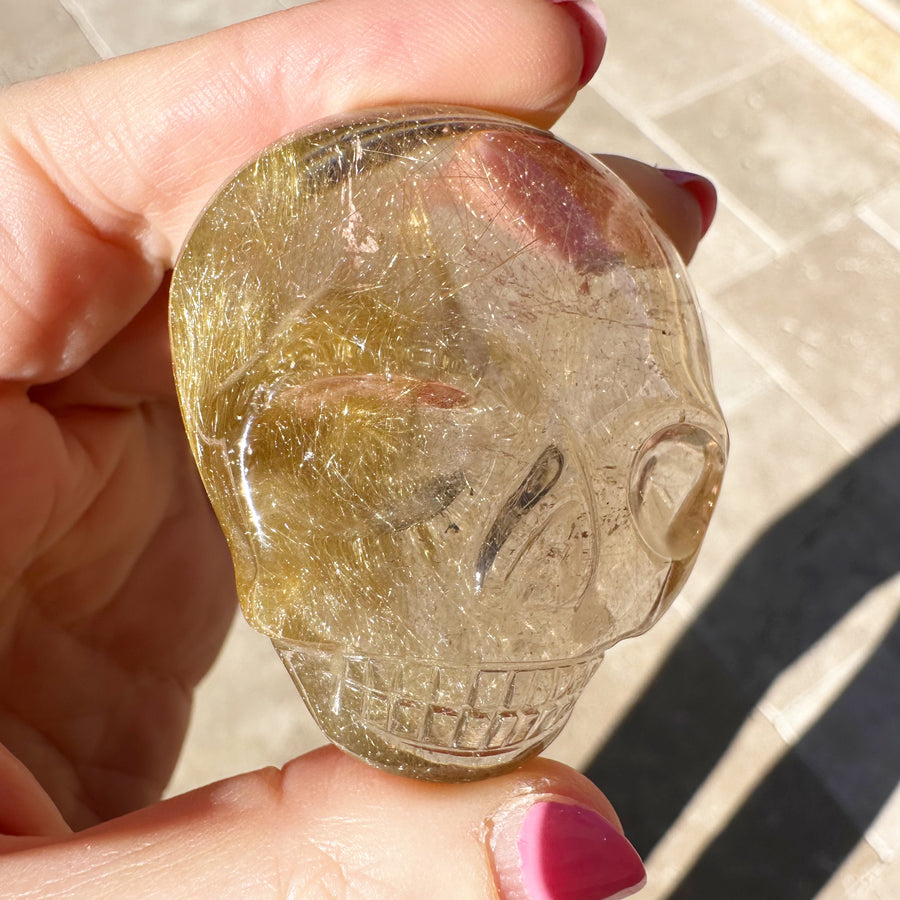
[628,423,726,561]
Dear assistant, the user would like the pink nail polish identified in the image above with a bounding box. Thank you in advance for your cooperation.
[490,799,646,900]
[659,169,718,237]
[551,0,608,87]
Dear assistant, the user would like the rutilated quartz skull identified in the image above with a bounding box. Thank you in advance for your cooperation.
[169,107,727,781]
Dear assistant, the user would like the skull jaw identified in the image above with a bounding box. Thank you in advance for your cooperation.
[273,639,603,782]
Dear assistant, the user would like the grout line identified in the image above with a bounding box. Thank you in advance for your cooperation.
[641,45,794,120]
[697,243,783,295]
[858,206,900,253]
[757,574,900,748]
[588,81,791,255]
[648,575,900,894]
[702,301,862,452]
[783,203,872,252]
[856,0,900,32]
[57,0,116,60]
[693,243,778,297]
[735,0,900,132]
[642,710,790,899]
[865,780,900,864]
[702,200,888,292]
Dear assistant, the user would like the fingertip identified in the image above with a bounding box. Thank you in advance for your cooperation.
[486,778,645,900]
[659,168,717,238]
[596,154,715,262]
[550,0,608,87]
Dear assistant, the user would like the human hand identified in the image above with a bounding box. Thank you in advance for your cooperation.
[0,0,713,896]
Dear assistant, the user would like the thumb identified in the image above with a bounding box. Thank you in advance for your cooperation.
[0,0,594,383]
[0,746,645,900]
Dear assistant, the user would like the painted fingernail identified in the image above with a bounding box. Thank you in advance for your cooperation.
[551,1,608,86]
[659,169,718,237]
[489,798,647,900]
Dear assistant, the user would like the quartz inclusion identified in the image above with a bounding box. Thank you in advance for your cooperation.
[169,107,727,780]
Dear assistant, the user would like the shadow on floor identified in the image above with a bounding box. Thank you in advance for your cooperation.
[584,423,900,898]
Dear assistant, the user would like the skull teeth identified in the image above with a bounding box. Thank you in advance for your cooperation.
[335,655,601,754]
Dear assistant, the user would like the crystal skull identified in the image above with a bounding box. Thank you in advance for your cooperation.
[169,106,727,781]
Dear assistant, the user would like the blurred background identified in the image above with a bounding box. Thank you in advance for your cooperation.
[4,0,899,896]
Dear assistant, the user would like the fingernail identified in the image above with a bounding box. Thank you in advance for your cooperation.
[551,1,608,87]
[489,798,647,900]
[659,169,718,237]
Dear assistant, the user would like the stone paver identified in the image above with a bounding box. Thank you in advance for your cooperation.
[658,54,900,245]
[58,0,284,57]
[591,0,791,114]
[716,217,900,449]
[0,0,97,83]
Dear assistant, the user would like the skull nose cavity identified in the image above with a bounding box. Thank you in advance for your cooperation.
[476,444,565,586]
[628,423,725,561]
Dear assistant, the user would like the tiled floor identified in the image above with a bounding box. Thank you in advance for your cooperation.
[3,1,899,897]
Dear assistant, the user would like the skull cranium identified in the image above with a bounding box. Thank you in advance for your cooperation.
[169,107,727,781]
